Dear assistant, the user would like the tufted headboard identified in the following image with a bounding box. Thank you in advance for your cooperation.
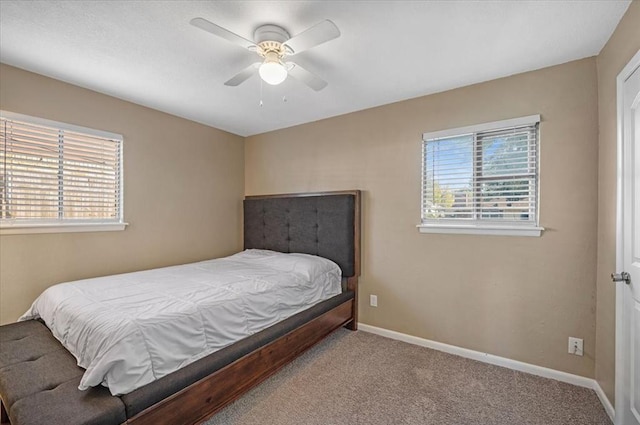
[243,191,361,278]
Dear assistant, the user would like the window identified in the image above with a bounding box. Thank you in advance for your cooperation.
[419,115,543,236]
[0,111,125,234]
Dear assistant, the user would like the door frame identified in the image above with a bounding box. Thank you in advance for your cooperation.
[615,48,640,424]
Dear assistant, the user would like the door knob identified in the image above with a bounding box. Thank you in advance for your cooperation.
[611,271,631,284]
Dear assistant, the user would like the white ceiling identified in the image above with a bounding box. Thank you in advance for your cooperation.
[0,1,630,137]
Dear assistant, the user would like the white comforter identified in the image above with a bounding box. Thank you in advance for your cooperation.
[20,249,341,395]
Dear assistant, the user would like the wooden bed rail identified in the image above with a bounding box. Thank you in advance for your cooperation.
[1,400,9,425]
[126,300,355,425]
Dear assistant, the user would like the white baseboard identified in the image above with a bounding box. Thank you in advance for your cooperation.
[593,380,615,422]
[358,323,615,421]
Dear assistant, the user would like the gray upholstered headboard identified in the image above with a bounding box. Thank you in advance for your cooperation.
[243,191,360,277]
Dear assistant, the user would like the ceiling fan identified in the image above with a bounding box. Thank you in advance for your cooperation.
[190,17,340,91]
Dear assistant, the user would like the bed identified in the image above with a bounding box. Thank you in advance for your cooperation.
[0,190,361,425]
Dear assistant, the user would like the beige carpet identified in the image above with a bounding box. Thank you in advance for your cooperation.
[204,329,611,425]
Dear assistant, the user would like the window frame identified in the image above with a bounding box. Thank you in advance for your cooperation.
[0,110,127,235]
[418,115,544,237]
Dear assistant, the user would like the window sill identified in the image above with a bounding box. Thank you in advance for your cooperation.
[1,222,129,235]
[417,223,544,237]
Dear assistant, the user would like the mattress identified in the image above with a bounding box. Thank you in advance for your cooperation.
[19,249,342,396]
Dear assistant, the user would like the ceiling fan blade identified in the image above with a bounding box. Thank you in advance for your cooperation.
[225,63,260,86]
[286,62,328,91]
[190,17,256,50]
[284,20,340,55]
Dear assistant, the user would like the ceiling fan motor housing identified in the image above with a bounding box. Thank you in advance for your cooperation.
[254,25,292,57]
[254,24,290,44]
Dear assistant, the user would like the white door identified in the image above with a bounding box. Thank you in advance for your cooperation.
[616,50,640,425]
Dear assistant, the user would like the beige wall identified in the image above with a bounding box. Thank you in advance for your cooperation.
[595,1,640,405]
[246,58,600,378]
[0,64,245,324]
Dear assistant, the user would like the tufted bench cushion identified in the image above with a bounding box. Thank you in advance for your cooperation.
[0,320,126,425]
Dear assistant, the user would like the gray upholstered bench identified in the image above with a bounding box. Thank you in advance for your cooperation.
[0,320,126,425]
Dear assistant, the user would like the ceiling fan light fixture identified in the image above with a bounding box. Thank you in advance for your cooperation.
[259,52,287,85]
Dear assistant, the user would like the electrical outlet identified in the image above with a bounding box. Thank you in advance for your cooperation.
[370,294,378,307]
[568,337,583,356]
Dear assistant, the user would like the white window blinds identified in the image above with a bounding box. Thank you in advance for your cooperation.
[0,111,123,225]
[421,116,539,227]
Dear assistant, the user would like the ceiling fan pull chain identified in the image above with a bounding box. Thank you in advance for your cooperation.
[259,78,264,107]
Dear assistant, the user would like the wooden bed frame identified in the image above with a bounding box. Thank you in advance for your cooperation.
[126,190,361,425]
[0,190,360,425]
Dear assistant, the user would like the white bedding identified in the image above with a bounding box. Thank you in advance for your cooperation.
[19,249,341,395]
